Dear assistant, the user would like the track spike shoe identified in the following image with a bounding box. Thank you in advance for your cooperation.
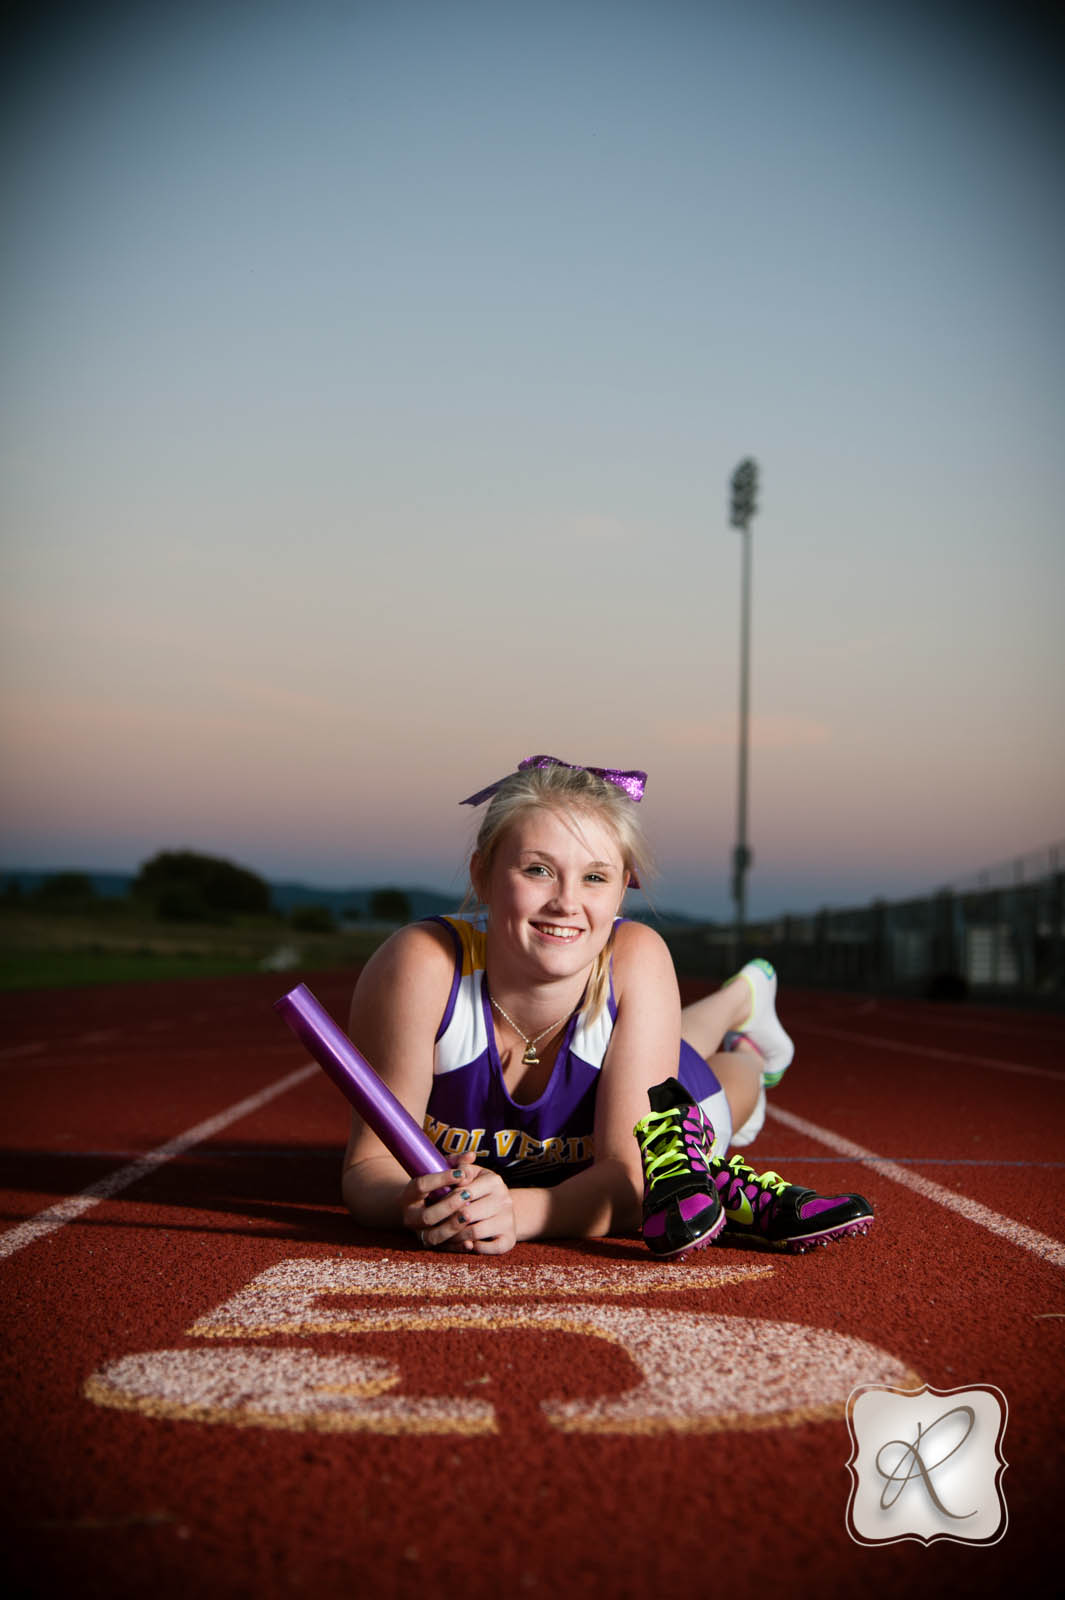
[633,1078,725,1259]
[712,1152,873,1253]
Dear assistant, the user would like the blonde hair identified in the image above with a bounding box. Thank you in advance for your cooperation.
[465,763,654,1022]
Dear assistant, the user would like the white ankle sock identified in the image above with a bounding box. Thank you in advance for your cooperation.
[735,960,794,1087]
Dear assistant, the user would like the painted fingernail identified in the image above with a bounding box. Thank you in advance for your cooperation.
[452,1170,463,1180]
[461,1190,472,1201]
[457,1213,468,1225]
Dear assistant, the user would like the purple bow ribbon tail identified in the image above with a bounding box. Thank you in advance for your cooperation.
[460,755,647,808]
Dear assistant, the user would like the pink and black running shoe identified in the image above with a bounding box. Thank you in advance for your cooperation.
[633,1078,725,1258]
[712,1153,873,1252]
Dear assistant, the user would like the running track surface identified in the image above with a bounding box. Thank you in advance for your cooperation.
[2,969,1063,1598]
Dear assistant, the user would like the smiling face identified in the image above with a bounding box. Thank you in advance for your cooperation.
[473,803,628,987]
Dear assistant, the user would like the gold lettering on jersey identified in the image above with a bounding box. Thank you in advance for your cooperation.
[426,1119,594,1171]
[423,1115,450,1149]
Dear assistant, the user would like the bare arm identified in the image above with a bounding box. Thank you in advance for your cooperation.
[340,922,456,1228]
[340,921,519,1253]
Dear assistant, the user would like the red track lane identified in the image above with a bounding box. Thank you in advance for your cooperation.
[1,970,1063,1599]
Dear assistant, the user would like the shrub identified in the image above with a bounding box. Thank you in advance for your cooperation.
[289,904,337,934]
[369,888,412,923]
[133,850,272,922]
[31,872,99,911]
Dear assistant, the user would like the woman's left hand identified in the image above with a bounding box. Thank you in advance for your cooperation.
[420,1159,517,1255]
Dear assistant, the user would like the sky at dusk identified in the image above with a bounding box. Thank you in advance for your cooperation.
[2,0,1063,918]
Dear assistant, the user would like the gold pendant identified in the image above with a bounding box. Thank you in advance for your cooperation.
[522,1044,540,1067]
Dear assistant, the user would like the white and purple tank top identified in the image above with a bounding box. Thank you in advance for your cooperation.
[421,915,729,1186]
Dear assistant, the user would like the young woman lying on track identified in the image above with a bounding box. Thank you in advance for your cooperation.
[341,756,873,1258]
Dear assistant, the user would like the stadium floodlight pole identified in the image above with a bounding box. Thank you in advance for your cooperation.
[729,458,759,961]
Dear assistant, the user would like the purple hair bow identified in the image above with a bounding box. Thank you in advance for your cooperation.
[460,755,647,808]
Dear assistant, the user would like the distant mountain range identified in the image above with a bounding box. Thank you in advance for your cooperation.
[273,880,463,920]
[0,868,460,921]
[0,868,700,926]
[3,869,142,901]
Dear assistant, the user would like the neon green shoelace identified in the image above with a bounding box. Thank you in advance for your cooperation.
[635,1109,694,1185]
[724,1153,789,1197]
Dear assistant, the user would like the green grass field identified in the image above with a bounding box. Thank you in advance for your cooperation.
[0,908,728,993]
[0,911,390,991]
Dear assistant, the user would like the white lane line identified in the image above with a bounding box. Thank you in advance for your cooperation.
[1,1032,122,1061]
[766,1103,1065,1271]
[4,1038,294,1068]
[20,1146,339,1162]
[0,1041,48,1061]
[0,1063,318,1263]
[800,1022,1064,1082]
[822,995,1065,1043]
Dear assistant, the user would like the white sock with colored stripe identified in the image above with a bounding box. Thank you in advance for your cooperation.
[733,959,794,1088]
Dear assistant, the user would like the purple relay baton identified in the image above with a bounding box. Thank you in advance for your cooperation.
[274,983,449,1182]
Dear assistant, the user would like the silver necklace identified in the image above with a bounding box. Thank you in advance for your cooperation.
[489,995,574,1067]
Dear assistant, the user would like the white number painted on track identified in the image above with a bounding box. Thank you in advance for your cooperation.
[85,1345,492,1434]
[84,1257,918,1435]
[187,1256,774,1336]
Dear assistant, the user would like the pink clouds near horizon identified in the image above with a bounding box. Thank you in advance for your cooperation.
[2,4,1062,917]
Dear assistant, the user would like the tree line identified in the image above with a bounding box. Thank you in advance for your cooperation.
[1,852,413,929]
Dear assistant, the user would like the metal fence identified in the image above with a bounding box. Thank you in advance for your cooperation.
[662,840,1065,1003]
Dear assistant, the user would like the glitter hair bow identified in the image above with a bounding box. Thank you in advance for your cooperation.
[459,755,647,808]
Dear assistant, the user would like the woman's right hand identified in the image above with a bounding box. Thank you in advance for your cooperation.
[401,1160,517,1255]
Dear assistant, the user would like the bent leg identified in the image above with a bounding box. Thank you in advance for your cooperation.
[682,959,794,1102]
[708,1045,763,1142]
[681,982,761,1146]
[679,977,750,1059]
[681,966,786,1149]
